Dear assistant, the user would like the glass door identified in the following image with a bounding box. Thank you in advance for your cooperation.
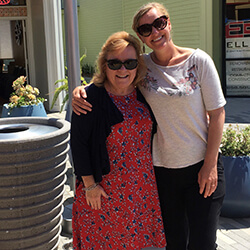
[0,19,28,103]
[225,0,250,96]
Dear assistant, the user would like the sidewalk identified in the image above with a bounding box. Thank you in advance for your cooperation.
[224,97,250,124]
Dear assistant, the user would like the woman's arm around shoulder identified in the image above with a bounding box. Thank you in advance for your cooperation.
[72,85,92,115]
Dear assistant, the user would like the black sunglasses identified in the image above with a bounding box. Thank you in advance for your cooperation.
[137,15,168,37]
[107,59,138,70]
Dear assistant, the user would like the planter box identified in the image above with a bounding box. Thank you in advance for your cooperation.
[1,102,47,118]
[221,155,250,218]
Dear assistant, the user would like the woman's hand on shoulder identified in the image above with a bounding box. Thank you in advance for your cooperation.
[72,86,92,115]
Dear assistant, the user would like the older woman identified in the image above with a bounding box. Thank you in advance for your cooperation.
[70,31,166,250]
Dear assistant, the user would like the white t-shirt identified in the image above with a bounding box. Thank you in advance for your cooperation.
[139,49,226,169]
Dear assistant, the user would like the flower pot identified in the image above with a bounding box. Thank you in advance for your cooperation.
[0,117,70,249]
[221,155,250,218]
[1,102,47,118]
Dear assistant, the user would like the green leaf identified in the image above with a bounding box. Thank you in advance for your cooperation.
[60,93,69,112]
[51,53,92,111]
[220,124,250,156]
[50,82,68,109]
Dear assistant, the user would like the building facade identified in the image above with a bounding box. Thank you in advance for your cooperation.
[77,0,250,97]
[0,0,65,111]
[0,0,249,113]
[225,0,250,96]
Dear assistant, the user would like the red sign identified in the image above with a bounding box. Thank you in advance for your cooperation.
[226,21,250,38]
[0,0,10,5]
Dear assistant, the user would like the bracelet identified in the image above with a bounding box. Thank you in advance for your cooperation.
[83,183,99,191]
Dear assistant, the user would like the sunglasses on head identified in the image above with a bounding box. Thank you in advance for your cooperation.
[137,15,168,37]
[107,59,138,70]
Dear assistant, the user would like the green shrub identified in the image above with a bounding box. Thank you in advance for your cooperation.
[220,124,250,157]
[82,63,95,77]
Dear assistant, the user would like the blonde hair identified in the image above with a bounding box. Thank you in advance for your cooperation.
[92,31,146,87]
[132,2,170,33]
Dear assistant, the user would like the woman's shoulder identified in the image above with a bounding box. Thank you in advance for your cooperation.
[171,47,195,66]
[176,47,211,58]
[85,83,105,99]
[177,46,194,55]
[85,83,99,92]
[190,49,215,67]
[190,48,212,60]
[174,47,213,66]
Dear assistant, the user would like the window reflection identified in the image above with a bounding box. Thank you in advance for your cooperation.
[225,0,250,96]
[0,0,26,6]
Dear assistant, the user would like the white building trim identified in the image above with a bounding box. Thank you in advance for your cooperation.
[43,0,65,111]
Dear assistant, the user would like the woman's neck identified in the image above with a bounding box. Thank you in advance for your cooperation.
[104,81,135,96]
[151,44,193,67]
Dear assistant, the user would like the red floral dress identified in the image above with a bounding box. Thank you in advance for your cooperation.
[72,90,166,249]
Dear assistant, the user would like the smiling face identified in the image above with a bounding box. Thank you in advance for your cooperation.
[105,45,137,96]
[137,7,171,52]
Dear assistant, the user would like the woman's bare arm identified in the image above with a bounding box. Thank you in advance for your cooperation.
[198,106,225,198]
[72,86,92,115]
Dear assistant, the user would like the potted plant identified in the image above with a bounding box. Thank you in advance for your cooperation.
[220,124,250,218]
[51,54,90,112]
[82,62,95,82]
[1,76,47,118]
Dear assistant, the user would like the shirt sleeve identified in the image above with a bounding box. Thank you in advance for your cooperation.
[70,110,94,177]
[197,50,226,111]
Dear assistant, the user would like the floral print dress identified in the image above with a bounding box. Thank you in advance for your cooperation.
[72,90,166,250]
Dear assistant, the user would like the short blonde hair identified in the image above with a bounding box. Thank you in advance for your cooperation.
[132,2,170,33]
[92,31,146,87]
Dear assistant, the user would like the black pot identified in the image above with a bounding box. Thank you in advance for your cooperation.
[221,155,250,218]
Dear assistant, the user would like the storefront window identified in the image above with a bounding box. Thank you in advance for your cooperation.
[225,0,250,96]
[0,0,26,6]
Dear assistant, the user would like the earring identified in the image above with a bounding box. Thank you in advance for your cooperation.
[143,44,146,53]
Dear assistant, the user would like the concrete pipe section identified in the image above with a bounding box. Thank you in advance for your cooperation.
[0,117,70,250]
